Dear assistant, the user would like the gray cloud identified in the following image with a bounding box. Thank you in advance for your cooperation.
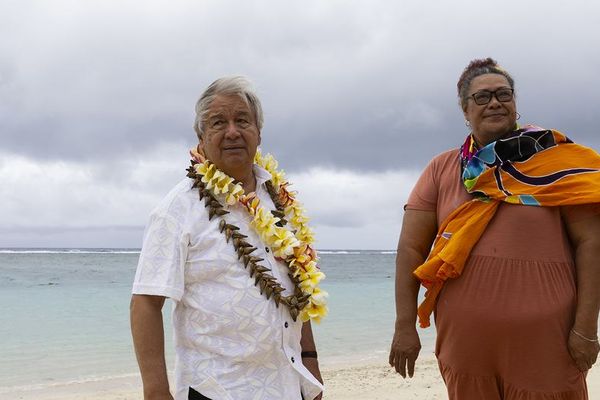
[2,0,600,171]
[2,0,600,247]
[0,225,145,248]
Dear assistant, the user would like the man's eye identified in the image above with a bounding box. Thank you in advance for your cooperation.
[212,120,224,128]
[237,119,249,126]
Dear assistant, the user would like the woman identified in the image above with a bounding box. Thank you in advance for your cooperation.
[389,58,600,399]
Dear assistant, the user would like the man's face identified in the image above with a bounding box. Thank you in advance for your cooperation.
[200,94,261,178]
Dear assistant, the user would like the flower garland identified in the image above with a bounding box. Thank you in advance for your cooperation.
[186,148,328,322]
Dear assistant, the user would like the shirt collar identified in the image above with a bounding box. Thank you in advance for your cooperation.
[253,164,272,189]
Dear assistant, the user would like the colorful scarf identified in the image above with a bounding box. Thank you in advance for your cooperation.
[413,125,600,328]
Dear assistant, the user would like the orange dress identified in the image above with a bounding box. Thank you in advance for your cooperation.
[407,149,595,400]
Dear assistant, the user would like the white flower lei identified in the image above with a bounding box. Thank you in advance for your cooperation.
[188,149,328,322]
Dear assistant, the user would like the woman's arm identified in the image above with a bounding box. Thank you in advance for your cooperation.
[389,209,437,378]
[562,209,600,371]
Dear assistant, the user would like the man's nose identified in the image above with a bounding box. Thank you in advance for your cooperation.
[224,121,240,137]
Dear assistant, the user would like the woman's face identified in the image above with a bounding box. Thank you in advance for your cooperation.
[463,73,517,146]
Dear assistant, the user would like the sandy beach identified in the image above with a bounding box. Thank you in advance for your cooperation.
[9,355,600,400]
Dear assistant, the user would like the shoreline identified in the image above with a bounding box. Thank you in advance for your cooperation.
[6,356,599,400]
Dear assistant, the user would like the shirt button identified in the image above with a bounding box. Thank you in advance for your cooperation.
[284,322,289,328]
[265,247,270,253]
[291,356,295,363]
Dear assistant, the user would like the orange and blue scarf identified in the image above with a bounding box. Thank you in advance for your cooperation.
[414,125,600,328]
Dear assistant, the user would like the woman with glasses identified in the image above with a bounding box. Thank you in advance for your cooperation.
[389,57,600,399]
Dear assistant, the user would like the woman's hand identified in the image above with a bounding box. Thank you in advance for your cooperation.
[389,323,421,378]
[562,210,600,372]
[389,210,435,379]
[568,328,600,372]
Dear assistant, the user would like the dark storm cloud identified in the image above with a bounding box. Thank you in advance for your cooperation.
[2,0,599,172]
[2,0,600,248]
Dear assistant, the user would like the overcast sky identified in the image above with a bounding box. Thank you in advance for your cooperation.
[1,0,599,249]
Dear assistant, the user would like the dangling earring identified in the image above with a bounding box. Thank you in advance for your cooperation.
[465,120,471,128]
[516,112,521,120]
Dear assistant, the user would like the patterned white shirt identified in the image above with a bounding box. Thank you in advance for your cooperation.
[132,165,323,400]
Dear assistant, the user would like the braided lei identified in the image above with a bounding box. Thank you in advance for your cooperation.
[186,148,328,323]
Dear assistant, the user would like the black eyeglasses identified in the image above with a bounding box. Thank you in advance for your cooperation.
[469,88,514,105]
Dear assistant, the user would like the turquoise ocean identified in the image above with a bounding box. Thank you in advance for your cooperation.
[0,249,435,392]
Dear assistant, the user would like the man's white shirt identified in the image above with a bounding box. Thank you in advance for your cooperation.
[133,165,323,400]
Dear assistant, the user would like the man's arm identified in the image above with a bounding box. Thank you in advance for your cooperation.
[130,294,173,400]
[562,210,600,371]
[300,321,323,399]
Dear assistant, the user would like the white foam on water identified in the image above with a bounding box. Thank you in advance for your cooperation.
[0,373,140,394]
[0,249,140,254]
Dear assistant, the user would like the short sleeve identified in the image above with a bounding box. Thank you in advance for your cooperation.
[405,158,439,212]
[561,203,600,223]
[132,211,187,301]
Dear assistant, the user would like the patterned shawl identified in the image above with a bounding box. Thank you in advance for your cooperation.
[413,125,600,328]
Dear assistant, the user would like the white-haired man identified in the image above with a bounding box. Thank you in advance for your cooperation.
[131,76,325,400]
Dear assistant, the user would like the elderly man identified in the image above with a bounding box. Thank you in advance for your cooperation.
[130,76,325,400]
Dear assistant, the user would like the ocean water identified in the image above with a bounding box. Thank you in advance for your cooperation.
[0,249,435,391]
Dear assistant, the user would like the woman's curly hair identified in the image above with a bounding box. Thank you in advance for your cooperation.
[457,57,515,110]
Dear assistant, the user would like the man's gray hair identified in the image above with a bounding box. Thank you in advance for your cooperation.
[193,76,264,139]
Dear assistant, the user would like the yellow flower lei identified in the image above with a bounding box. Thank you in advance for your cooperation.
[190,149,328,322]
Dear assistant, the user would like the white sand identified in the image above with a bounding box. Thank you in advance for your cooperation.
[7,356,600,400]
